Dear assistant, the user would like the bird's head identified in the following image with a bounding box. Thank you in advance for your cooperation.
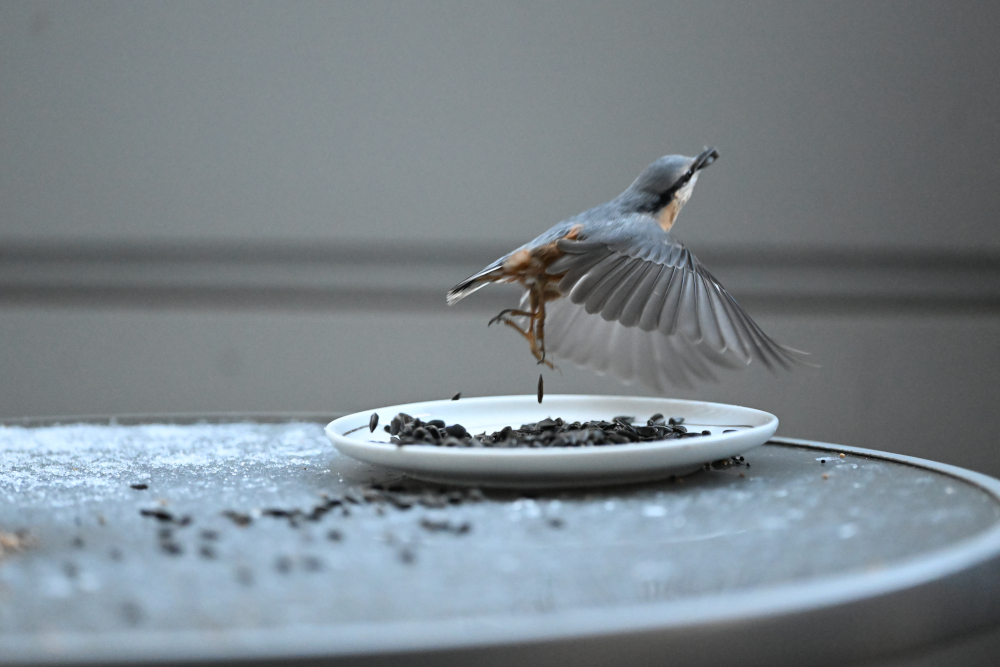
[622,147,718,231]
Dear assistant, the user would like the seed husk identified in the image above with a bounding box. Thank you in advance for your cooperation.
[369,413,379,433]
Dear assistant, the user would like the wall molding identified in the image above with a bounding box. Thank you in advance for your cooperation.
[0,241,997,314]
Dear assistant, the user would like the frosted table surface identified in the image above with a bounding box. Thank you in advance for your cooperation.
[2,415,1000,666]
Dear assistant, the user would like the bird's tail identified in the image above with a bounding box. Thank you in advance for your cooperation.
[447,274,494,305]
[446,264,505,305]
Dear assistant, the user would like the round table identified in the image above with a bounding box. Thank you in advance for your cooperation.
[2,413,1000,666]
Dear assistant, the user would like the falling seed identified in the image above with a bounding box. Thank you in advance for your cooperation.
[452,392,461,400]
[537,374,544,403]
[369,413,379,433]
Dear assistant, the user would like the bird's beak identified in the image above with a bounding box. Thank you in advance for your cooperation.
[693,147,719,172]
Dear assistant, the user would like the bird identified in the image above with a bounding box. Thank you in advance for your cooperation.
[446,148,809,392]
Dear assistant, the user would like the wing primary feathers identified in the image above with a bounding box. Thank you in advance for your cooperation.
[579,258,637,315]
[695,279,726,352]
[567,255,628,304]
[599,261,654,323]
[619,263,662,328]
[656,268,686,336]
[637,266,670,332]
[676,271,703,342]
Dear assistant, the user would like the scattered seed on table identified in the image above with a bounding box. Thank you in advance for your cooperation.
[839,453,845,458]
[160,541,182,556]
[199,530,219,541]
[547,517,564,529]
[130,483,149,490]
[399,547,416,564]
[326,529,343,542]
[369,413,379,433]
[140,508,174,522]
[275,556,293,574]
[120,601,145,627]
[822,474,830,480]
[199,545,216,560]
[71,536,84,549]
[222,510,253,527]
[303,555,323,572]
[158,527,173,540]
[109,548,123,561]
[235,566,254,586]
[62,561,79,579]
[419,518,471,534]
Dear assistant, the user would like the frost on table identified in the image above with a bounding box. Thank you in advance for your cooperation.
[0,420,997,635]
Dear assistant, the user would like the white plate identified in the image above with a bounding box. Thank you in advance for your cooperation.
[325,395,777,488]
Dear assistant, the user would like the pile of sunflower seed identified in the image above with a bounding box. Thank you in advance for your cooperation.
[385,413,709,448]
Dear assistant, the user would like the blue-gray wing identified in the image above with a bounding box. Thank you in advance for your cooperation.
[541,227,810,391]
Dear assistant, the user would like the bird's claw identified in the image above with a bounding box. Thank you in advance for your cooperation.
[488,309,529,327]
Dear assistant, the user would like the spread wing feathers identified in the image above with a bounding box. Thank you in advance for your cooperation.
[543,236,809,387]
[540,295,745,392]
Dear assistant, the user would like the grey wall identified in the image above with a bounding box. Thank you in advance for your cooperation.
[1,4,1000,663]
[3,1,999,249]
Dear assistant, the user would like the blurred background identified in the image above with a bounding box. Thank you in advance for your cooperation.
[1,2,999,664]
